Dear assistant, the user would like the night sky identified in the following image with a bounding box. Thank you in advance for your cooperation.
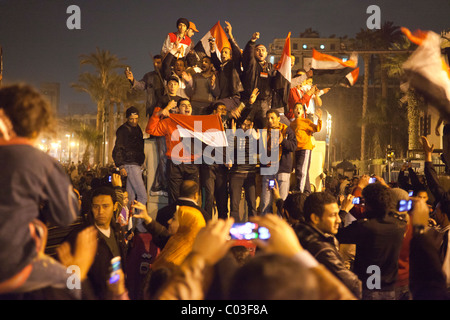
[1,0,449,114]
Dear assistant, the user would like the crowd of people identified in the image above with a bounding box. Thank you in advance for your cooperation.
[0,17,450,302]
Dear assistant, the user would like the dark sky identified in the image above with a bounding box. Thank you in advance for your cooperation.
[1,0,449,114]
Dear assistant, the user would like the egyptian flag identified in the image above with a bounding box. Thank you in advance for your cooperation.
[169,113,228,147]
[311,48,358,75]
[402,28,450,121]
[272,32,292,110]
[339,67,360,87]
[193,21,231,62]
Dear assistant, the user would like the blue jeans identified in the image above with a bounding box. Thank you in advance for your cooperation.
[124,164,148,233]
[260,172,291,215]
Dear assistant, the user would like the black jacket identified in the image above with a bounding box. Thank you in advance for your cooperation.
[294,222,362,298]
[336,211,407,292]
[112,122,145,167]
[241,40,276,101]
[211,37,243,100]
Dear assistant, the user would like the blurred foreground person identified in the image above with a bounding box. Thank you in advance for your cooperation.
[0,84,81,297]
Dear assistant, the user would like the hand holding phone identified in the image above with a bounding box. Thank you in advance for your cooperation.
[229,222,271,241]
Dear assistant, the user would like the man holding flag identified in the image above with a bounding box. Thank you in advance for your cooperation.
[146,98,227,208]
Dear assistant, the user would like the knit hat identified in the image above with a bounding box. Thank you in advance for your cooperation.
[390,188,410,203]
[126,106,139,118]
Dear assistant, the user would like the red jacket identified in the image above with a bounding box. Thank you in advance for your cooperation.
[146,108,199,163]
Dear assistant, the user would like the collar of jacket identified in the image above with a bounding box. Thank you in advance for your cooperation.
[296,222,338,246]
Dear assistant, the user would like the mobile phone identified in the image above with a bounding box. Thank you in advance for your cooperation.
[268,179,275,189]
[369,177,376,184]
[352,197,361,205]
[109,256,121,284]
[397,199,413,212]
[108,175,112,183]
[408,190,414,197]
[229,222,271,241]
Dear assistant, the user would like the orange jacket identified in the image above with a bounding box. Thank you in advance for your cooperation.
[290,117,322,150]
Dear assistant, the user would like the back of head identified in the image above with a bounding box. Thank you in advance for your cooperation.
[390,188,409,212]
[303,192,337,223]
[0,83,53,138]
[284,191,308,222]
[227,253,319,300]
[179,180,199,199]
[362,183,393,218]
[438,198,450,220]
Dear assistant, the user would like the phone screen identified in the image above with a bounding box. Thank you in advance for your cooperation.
[109,257,121,284]
[229,222,270,241]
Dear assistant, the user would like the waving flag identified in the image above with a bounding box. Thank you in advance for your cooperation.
[170,113,228,147]
[193,21,231,61]
[311,48,358,71]
[272,32,292,110]
[402,28,450,121]
[343,67,360,87]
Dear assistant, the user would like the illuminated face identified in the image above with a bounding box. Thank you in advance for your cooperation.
[174,60,185,76]
[177,23,187,35]
[302,78,313,87]
[242,119,253,131]
[314,203,341,235]
[294,104,305,118]
[221,47,231,62]
[187,28,195,38]
[127,114,139,127]
[92,195,116,229]
[167,80,179,95]
[201,57,213,72]
[267,112,280,128]
[417,191,429,202]
[214,104,227,116]
[255,45,267,62]
[153,58,162,71]
[179,100,192,115]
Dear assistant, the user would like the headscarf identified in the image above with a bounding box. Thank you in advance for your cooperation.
[151,205,206,271]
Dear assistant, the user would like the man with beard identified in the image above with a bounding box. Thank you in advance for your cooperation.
[240,32,277,129]
[209,21,244,117]
[184,56,220,115]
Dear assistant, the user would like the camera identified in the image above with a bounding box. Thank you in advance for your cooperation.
[397,199,413,212]
[369,177,376,184]
[352,197,361,205]
[229,222,271,241]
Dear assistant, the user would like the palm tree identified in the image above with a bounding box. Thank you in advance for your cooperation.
[355,29,377,160]
[74,125,103,166]
[384,38,423,151]
[71,48,127,163]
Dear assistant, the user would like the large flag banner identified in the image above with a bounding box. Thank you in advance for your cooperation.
[272,32,292,109]
[193,21,231,61]
[402,28,450,121]
[311,48,358,71]
[169,113,228,147]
